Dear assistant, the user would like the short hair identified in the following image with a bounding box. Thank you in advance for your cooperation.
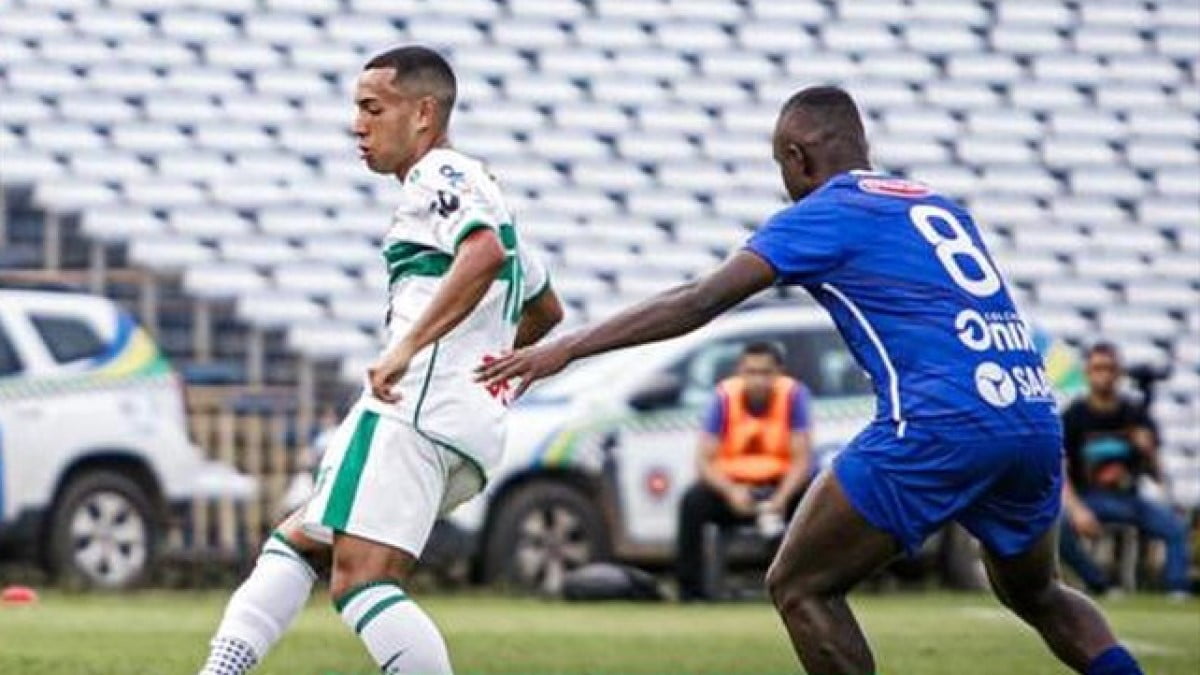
[779,85,868,158]
[363,45,456,127]
[1087,341,1120,363]
[741,341,785,366]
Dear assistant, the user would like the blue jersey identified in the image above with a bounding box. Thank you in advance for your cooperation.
[746,171,1061,439]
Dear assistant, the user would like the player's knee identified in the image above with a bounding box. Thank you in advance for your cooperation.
[1002,579,1062,618]
[765,557,815,611]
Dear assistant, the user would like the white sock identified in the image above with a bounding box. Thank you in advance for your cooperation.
[199,533,317,674]
[336,581,452,675]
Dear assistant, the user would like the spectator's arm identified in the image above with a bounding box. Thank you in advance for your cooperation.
[769,430,812,514]
[1129,407,1163,481]
[769,385,814,513]
[1062,463,1101,538]
[697,432,752,514]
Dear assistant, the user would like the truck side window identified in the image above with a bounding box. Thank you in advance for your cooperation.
[782,331,872,398]
[0,323,23,376]
[30,314,107,364]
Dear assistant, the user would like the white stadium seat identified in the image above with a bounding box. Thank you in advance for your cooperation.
[1047,110,1126,139]
[184,263,269,300]
[169,208,252,239]
[945,53,1023,83]
[1041,137,1119,169]
[83,207,165,243]
[128,236,216,271]
[1069,168,1147,199]
[903,21,984,54]
[655,21,733,53]
[990,24,1065,55]
[1049,196,1126,227]
[821,22,900,53]
[996,1,1073,27]
[735,22,814,54]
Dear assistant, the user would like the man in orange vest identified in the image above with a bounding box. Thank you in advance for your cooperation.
[677,342,813,601]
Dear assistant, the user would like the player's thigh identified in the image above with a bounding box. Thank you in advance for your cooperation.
[275,507,329,557]
[767,469,900,597]
[303,409,450,560]
[982,524,1059,609]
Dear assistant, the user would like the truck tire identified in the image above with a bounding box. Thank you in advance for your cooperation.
[482,481,610,594]
[47,470,160,589]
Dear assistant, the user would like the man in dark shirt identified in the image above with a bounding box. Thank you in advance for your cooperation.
[1059,343,1191,596]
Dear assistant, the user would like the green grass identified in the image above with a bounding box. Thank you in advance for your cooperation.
[0,591,1195,674]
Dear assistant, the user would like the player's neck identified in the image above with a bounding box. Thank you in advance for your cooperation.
[394,131,452,182]
[812,158,872,188]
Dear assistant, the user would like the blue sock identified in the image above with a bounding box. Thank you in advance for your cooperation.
[1086,645,1143,675]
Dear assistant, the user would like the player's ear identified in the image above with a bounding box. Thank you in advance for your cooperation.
[416,95,438,131]
[787,142,808,172]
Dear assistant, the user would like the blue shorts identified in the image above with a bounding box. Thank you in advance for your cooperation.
[833,422,1063,557]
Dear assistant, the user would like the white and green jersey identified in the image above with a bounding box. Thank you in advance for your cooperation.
[358,147,550,478]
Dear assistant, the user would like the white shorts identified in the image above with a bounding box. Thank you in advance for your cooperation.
[301,403,485,557]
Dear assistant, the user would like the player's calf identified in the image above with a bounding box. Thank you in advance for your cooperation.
[330,533,452,675]
[199,520,323,675]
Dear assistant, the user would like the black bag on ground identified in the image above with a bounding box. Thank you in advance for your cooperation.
[561,563,666,602]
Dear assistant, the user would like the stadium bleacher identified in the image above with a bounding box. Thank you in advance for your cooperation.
[0,0,1197,500]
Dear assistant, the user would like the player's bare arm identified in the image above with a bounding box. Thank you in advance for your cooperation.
[513,284,564,349]
[369,227,505,402]
[477,250,776,397]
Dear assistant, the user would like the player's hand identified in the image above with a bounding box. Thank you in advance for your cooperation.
[765,493,788,516]
[1070,506,1103,539]
[474,338,572,399]
[725,485,756,516]
[368,342,414,404]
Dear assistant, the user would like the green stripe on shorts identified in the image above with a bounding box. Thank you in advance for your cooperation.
[321,409,381,532]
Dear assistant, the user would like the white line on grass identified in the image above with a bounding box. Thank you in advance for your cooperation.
[959,608,1181,656]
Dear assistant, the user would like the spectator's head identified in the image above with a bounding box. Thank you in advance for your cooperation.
[773,85,871,201]
[737,342,786,403]
[355,45,456,177]
[1085,342,1122,398]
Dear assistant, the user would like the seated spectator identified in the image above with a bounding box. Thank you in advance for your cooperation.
[1059,343,1191,598]
[676,342,812,601]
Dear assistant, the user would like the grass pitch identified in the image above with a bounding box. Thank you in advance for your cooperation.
[0,590,1195,674]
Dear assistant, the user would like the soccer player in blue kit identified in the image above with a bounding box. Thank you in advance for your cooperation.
[478,86,1143,675]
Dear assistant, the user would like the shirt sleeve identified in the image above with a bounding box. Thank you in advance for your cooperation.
[413,158,506,253]
[702,394,725,436]
[790,384,811,431]
[518,240,551,309]
[744,201,845,285]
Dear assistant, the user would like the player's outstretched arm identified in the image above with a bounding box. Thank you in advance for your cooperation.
[369,228,506,402]
[477,250,776,397]
[513,284,564,349]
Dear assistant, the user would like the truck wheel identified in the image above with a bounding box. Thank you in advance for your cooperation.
[483,481,610,594]
[47,470,160,589]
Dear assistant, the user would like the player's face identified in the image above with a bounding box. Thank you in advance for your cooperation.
[1086,352,1120,396]
[353,68,434,176]
[738,354,781,400]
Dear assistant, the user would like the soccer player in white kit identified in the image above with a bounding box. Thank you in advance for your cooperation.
[198,46,562,675]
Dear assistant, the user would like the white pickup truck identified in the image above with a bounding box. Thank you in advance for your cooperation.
[0,288,254,588]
